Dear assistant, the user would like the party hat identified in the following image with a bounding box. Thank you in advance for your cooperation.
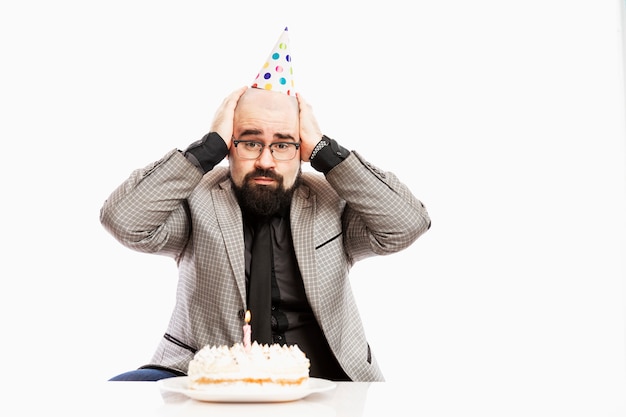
[251,27,295,96]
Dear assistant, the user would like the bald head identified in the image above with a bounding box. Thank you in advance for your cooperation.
[233,88,300,141]
[235,88,298,117]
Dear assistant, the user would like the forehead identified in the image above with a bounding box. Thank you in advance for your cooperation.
[234,89,299,138]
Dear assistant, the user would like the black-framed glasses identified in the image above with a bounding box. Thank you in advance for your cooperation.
[232,140,301,161]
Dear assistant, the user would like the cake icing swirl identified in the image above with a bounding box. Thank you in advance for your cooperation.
[187,341,310,389]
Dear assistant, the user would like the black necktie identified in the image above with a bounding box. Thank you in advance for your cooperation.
[247,220,273,345]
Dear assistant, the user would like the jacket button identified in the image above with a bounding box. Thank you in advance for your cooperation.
[238,309,245,320]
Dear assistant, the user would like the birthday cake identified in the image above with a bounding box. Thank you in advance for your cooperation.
[187,341,311,390]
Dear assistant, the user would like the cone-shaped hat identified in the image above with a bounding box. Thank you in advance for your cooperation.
[251,27,295,96]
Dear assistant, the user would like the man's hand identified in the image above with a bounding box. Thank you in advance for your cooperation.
[296,93,323,162]
[210,86,248,148]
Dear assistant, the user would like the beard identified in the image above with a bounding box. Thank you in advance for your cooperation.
[232,168,302,218]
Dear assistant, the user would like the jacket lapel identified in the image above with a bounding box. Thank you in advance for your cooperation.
[289,185,320,310]
[213,179,247,305]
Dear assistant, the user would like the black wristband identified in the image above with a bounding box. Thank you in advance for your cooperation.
[183,132,229,174]
[309,135,350,174]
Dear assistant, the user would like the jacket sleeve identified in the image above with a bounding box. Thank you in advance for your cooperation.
[325,151,431,263]
[99,149,204,259]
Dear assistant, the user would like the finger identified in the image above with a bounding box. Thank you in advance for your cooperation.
[296,92,310,112]
[223,85,248,109]
[211,86,248,145]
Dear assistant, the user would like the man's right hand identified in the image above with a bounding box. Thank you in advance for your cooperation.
[210,86,248,148]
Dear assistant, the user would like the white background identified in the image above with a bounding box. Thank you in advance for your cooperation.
[1,0,625,414]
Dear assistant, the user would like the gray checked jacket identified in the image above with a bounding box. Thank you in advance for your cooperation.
[100,148,430,381]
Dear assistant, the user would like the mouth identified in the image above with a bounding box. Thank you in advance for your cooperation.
[251,176,276,186]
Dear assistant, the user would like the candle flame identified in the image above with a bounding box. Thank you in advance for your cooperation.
[245,310,251,324]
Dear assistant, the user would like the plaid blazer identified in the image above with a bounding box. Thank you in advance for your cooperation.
[100,149,430,381]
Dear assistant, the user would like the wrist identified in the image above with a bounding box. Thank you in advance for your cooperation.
[309,135,350,174]
[309,137,329,161]
[183,132,229,174]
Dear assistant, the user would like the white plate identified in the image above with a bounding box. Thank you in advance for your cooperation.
[158,376,337,403]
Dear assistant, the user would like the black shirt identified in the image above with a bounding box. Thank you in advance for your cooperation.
[243,213,350,381]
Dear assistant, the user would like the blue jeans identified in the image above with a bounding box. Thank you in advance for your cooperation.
[108,366,185,381]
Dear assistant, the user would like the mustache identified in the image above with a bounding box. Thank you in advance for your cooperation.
[244,169,282,182]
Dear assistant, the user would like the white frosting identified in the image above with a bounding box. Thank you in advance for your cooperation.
[188,341,310,387]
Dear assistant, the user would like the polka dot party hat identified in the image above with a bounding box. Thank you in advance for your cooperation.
[251,27,295,96]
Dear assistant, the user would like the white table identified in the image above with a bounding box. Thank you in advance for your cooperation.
[25,380,395,417]
[12,378,626,416]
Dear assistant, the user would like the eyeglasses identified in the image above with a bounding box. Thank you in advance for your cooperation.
[232,140,300,161]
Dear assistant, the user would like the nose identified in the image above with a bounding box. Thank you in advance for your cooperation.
[254,145,276,169]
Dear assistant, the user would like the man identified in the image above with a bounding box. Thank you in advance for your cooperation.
[100,30,430,382]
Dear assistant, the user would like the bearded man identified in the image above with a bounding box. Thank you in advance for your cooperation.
[101,30,429,382]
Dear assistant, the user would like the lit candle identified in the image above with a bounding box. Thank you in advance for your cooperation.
[243,310,251,351]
